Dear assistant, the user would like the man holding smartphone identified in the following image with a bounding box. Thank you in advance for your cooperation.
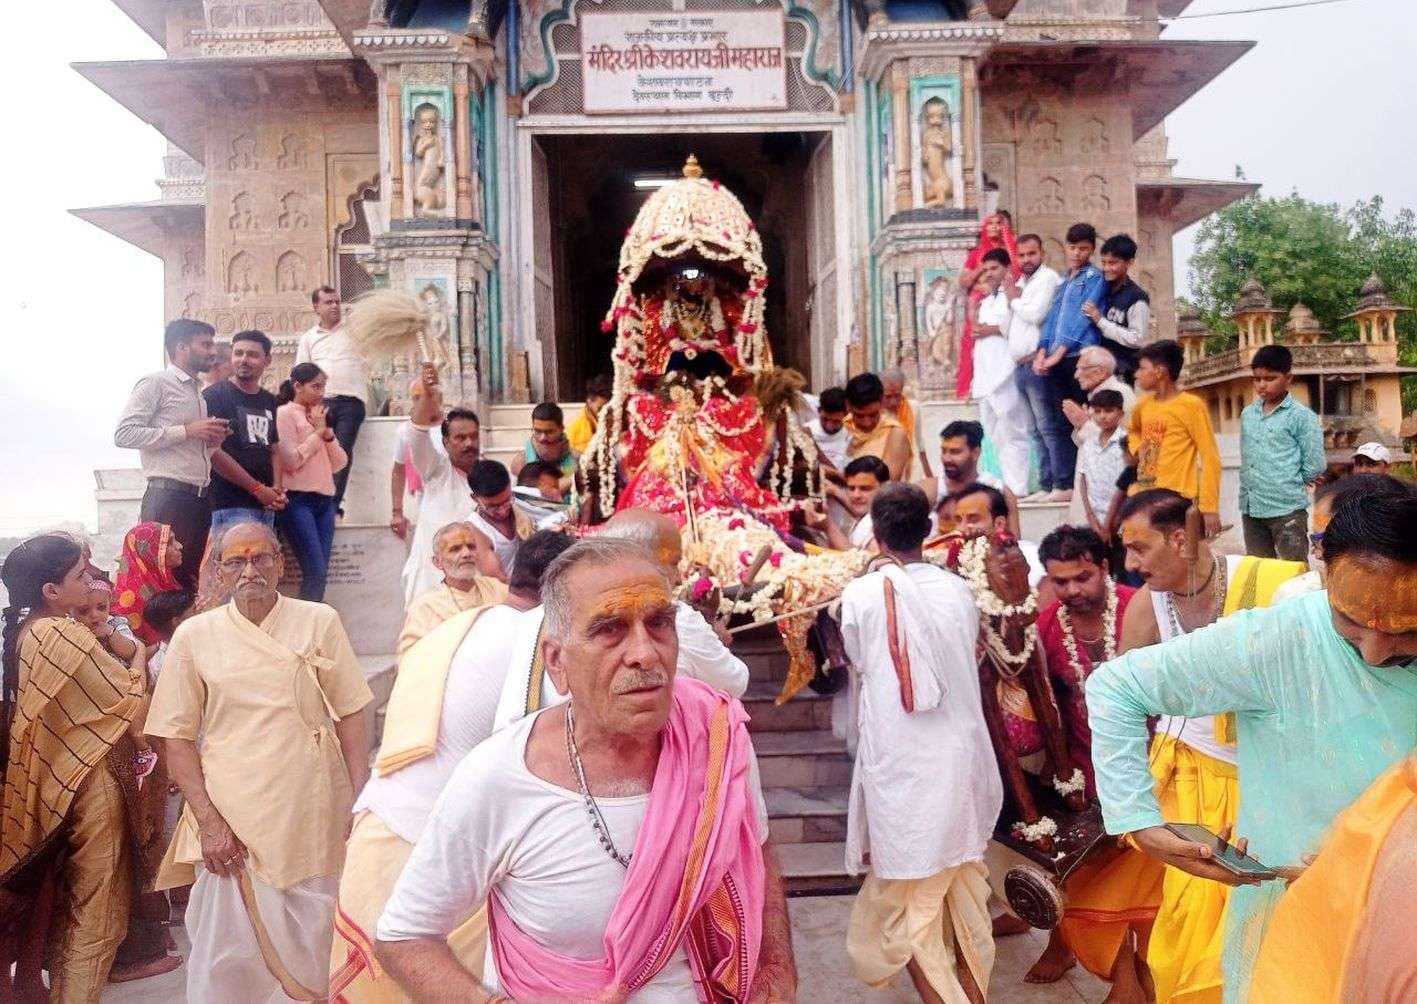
[1087,480,1417,1002]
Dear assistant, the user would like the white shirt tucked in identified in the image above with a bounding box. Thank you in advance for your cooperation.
[295,325,369,404]
[353,604,527,843]
[839,562,1002,879]
[377,709,769,1002]
[972,287,1015,399]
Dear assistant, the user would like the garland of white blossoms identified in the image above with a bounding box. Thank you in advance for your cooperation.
[956,535,1038,669]
[1052,769,1086,797]
[1012,816,1058,843]
[1056,576,1118,690]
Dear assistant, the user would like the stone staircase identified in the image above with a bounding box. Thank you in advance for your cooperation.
[732,626,859,897]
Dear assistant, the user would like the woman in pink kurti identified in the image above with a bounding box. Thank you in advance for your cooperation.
[275,363,347,601]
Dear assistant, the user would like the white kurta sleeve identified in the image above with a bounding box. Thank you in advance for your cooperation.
[673,603,749,698]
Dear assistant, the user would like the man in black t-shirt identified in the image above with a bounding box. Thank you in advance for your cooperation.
[204,329,286,539]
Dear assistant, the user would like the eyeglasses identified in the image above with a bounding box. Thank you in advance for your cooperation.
[219,553,277,574]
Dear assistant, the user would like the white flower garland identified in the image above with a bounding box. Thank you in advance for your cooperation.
[1056,577,1118,690]
[1011,816,1058,843]
[956,535,1039,669]
[1051,768,1086,797]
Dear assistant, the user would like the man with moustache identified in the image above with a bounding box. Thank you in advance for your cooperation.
[202,329,287,537]
[375,537,798,1001]
[1023,526,1159,1003]
[396,521,508,656]
[1087,487,1415,1002]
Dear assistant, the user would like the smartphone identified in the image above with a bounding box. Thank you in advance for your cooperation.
[1164,823,1277,880]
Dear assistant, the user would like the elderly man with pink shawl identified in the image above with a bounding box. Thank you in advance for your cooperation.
[375,536,797,1002]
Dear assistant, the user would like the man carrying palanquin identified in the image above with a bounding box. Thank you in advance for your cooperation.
[331,530,573,1003]
[396,520,507,657]
[492,508,749,729]
[1107,488,1305,1003]
[374,537,798,1001]
[1025,525,1159,1004]
[1086,479,1417,1002]
[145,522,373,1001]
[840,483,1002,1004]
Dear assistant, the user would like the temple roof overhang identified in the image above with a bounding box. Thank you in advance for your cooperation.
[316,0,374,48]
[73,56,377,164]
[980,39,1253,137]
[111,0,167,46]
[1137,177,1259,231]
[70,200,204,258]
[1157,0,1196,17]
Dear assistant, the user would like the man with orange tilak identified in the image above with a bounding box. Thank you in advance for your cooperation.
[1086,479,1417,1002]
[396,521,507,657]
[374,537,797,1002]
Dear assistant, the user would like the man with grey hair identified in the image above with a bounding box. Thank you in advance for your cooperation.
[376,537,798,1001]
[881,367,932,479]
[147,521,373,1000]
[1063,345,1136,448]
[493,509,748,728]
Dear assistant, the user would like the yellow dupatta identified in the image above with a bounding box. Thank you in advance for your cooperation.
[1250,756,1417,1003]
[1214,556,1307,745]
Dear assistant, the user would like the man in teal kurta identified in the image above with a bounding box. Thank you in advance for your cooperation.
[1085,481,1417,1002]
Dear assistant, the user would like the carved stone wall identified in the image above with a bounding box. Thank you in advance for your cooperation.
[1136,207,1174,342]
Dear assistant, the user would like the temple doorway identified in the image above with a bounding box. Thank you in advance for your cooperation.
[530,130,833,400]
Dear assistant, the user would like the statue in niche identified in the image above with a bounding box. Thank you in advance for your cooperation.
[1080,117,1110,156]
[1082,174,1111,213]
[1030,117,1062,159]
[276,134,307,170]
[919,97,954,209]
[277,251,306,293]
[227,252,259,298]
[419,282,457,379]
[228,133,258,171]
[923,276,957,371]
[411,103,447,217]
[278,192,310,230]
[229,192,258,230]
[1033,177,1065,215]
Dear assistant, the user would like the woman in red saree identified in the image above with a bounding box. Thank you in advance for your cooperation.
[111,522,183,645]
[955,213,1021,399]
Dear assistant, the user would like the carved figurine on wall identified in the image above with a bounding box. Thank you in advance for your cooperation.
[419,282,457,379]
[924,275,957,371]
[411,103,447,217]
[919,96,955,209]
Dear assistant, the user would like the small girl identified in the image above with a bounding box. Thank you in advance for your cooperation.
[72,576,156,779]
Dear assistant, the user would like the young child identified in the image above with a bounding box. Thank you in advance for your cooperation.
[141,588,195,680]
[517,460,566,503]
[1127,339,1223,537]
[1075,389,1130,577]
[1238,344,1326,561]
[71,576,156,776]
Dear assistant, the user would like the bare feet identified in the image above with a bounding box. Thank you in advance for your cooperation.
[1102,934,1149,1004]
[108,954,182,984]
[992,912,1031,938]
[1024,929,1077,984]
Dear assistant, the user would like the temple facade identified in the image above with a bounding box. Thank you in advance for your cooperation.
[77,0,1254,411]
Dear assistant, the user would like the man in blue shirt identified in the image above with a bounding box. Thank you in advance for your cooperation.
[1026,223,1107,500]
[1239,343,1326,560]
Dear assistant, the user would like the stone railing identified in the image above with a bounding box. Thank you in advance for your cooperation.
[1183,341,1383,385]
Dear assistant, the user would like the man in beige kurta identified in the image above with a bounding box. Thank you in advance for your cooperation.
[146,522,373,1002]
[396,521,507,657]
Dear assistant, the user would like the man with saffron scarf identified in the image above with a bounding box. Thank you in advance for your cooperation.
[1087,481,1417,1002]
[375,537,797,1002]
[840,483,1002,1003]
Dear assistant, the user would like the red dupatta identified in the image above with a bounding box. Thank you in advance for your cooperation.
[955,215,1021,399]
[112,522,181,644]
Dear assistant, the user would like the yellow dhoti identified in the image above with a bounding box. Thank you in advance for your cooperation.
[1146,733,1239,1004]
[330,811,486,1002]
[847,861,994,1002]
[1058,843,1163,980]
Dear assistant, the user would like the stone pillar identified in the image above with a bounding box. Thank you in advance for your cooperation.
[453,68,474,221]
[1176,303,1209,364]
[386,76,404,218]
[1229,277,1282,353]
[1345,271,1408,363]
[891,69,913,215]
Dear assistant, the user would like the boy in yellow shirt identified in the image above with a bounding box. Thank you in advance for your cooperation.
[1127,340,1222,537]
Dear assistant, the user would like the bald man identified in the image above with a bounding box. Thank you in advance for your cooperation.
[492,509,749,729]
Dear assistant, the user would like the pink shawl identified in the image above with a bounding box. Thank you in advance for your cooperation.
[487,677,766,1002]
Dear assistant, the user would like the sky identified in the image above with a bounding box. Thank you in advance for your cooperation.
[0,0,1412,534]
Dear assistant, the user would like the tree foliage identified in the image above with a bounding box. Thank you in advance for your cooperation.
[1189,193,1417,411]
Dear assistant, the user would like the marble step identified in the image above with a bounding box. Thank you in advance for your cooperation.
[752,729,853,788]
[743,680,834,734]
[777,840,860,896]
[764,784,849,845]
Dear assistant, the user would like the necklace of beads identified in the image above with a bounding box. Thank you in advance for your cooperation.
[564,703,632,868]
[1057,577,1118,690]
[1163,554,1227,637]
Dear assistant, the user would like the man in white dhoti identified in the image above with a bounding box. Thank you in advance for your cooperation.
[146,522,373,1002]
[492,509,749,729]
[970,248,1032,496]
[840,483,1004,1003]
[330,530,573,1002]
[401,361,483,604]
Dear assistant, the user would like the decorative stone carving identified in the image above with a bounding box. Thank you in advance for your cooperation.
[181,293,202,319]
[1032,177,1065,214]
[1030,116,1062,160]
[277,192,311,229]
[227,251,260,297]
[1079,116,1110,156]
[418,281,457,378]
[411,103,447,217]
[276,250,307,292]
[276,134,307,169]
[180,248,204,279]
[919,97,955,208]
[1081,174,1110,213]
[1044,237,1066,270]
[228,132,259,171]
[922,275,957,372]
[229,192,259,230]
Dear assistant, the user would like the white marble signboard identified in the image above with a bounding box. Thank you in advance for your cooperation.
[581,10,787,114]
[279,526,407,658]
